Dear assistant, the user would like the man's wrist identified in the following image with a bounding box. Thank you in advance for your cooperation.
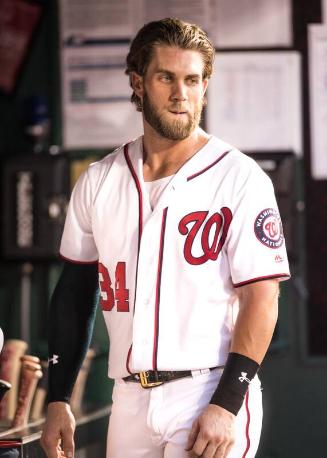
[47,396,70,405]
[210,352,260,416]
[206,402,236,418]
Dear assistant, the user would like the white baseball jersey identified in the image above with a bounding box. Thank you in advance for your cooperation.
[60,135,290,379]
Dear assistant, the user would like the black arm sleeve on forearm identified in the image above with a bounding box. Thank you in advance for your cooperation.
[47,261,99,404]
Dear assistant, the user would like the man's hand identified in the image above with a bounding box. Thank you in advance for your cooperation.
[185,404,235,458]
[40,402,76,458]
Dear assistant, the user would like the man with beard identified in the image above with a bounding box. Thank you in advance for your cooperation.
[41,18,290,458]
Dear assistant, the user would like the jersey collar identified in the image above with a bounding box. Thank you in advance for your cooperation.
[125,135,233,191]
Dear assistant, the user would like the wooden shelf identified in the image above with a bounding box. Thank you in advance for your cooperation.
[0,404,111,457]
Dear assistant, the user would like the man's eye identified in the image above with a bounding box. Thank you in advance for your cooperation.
[188,78,199,85]
[160,74,171,82]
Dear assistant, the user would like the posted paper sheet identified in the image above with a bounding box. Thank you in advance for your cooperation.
[59,0,143,149]
[136,0,210,35]
[207,52,302,155]
[308,25,327,179]
[61,44,143,149]
[60,0,136,39]
[210,0,292,48]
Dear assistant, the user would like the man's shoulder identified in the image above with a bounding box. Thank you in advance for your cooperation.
[209,136,260,172]
[87,136,142,175]
[208,136,272,191]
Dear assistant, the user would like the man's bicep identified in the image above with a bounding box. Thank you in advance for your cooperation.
[235,278,280,306]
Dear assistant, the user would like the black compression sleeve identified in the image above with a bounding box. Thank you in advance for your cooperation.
[47,261,99,404]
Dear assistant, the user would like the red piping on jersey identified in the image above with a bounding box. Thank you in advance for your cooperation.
[125,345,133,375]
[152,207,168,370]
[187,150,231,181]
[124,143,143,374]
[124,144,143,247]
[242,391,251,458]
[233,273,290,288]
[59,253,98,265]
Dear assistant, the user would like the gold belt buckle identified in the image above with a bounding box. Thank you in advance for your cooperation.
[139,371,163,388]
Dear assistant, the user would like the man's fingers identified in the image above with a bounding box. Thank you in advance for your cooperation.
[62,429,75,458]
[185,420,200,451]
[212,445,227,458]
[222,441,234,458]
[41,436,67,458]
[202,442,219,458]
[212,437,234,458]
[190,429,210,457]
[40,433,61,458]
[57,442,68,457]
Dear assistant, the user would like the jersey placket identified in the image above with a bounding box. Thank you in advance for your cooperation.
[128,142,194,371]
[126,138,228,371]
[124,143,168,371]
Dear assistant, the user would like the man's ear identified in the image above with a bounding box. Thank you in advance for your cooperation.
[131,72,144,99]
[202,78,209,96]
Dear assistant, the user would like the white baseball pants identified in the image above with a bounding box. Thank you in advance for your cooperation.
[107,369,262,458]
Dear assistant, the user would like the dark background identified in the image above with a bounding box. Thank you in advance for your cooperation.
[0,1,326,457]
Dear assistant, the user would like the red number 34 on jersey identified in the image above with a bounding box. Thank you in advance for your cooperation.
[99,262,129,312]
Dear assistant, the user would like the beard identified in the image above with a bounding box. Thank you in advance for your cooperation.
[142,92,203,141]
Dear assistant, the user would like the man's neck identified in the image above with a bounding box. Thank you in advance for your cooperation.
[142,126,210,181]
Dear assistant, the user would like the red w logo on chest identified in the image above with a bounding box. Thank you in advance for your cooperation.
[178,208,233,265]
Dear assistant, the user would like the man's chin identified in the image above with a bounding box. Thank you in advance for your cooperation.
[144,106,199,140]
[160,126,194,141]
[162,117,192,135]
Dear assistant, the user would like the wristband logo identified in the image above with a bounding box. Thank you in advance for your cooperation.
[48,354,59,365]
[239,372,251,384]
[254,208,284,249]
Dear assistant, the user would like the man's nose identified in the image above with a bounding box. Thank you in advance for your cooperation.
[171,81,188,101]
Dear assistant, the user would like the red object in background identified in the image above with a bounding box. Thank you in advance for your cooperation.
[0,0,42,94]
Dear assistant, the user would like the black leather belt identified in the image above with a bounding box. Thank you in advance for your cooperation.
[122,367,222,389]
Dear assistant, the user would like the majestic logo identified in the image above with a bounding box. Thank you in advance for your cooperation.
[275,254,284,263]
[48,354,59,365]
[254,208,284,249]
[239,372,251,384]
[178,208,233,265]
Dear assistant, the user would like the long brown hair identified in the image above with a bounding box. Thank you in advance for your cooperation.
[125,18,215,111]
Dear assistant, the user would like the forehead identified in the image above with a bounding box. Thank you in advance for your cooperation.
[147,45,204,76]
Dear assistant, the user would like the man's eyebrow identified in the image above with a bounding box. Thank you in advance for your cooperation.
[185,74,201,79]
[155,68,201,78]
[155,68,174,75]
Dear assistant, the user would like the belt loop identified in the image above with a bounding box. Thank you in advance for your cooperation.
[191,370,201,377]
[200,368,210,375]
[191,368,212,377]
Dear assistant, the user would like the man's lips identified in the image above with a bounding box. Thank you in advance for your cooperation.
[169,110,188,115]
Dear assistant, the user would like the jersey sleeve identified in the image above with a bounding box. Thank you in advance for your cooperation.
[60,168,98,263]
[226,164,290,287]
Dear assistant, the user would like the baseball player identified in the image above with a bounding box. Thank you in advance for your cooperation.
[41,18,290,458]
